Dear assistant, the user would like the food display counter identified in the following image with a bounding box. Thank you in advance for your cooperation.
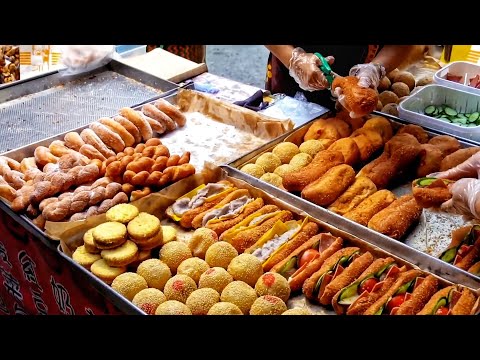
[1,49,479,315]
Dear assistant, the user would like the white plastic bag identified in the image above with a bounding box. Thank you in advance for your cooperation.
[58,45,118,76]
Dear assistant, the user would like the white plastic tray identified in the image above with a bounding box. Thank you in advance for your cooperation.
[398,84,480,142]
[434,61,480,95]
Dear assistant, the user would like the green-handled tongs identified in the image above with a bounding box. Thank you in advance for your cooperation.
[314,52,338,89]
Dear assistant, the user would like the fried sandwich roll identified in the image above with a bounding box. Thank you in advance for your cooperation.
[166,181,236,228]
[332,257,396,315]
[318,252,374,306]
[367,195,422,240]
[224,209,293,253]
[395,275,439,315]
[302,247,360,301]
[417,286,477,315]
[411,177,453,209]
[272,234,344,292]
[282,150,345,192]
[328,176,377,215]
[362,269,423,315]
[301,164,356,207]
[439,225,480,269]
[343,189,396,226]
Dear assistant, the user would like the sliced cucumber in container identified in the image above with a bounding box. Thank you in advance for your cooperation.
[423,104,479,128]
[444,107,458,116]
[424,105,436,115]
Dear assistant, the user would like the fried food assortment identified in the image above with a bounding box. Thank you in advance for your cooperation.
[439,225,480,273]
[331,76,378,117]
[412,177,453,209]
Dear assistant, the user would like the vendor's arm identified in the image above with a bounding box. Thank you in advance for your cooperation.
[371,45,425,74]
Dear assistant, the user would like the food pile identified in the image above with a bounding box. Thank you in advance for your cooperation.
[0,45,20,84]
[239,113,480,241]
[423,105,480,127]
[0,99,195,229]
[93,183,480,315]
[377,68,432,116]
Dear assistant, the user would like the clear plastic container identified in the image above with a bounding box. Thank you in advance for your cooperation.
[433,61,480,95]
[398,84,480,143]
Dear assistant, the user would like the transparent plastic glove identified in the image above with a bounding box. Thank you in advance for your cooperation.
[349,63,386,89]
[288,47,334,92]
[440,178,480,219]
[60,45,116,76]
[332,87,363,118]
[429,151,480,181]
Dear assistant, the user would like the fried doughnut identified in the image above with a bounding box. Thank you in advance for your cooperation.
[145,138,162,147]
[89,122,125,153]
[155,98,187,127]
[130,187,152,202]
[127,212,161,241]
[164,274,197,303]
[114,115,142,145]
[137,259,172,290]
[42,163,59,173]
[144,115,167,134]
[34,146,59,167]
[0,176,16,202]
[142,104,176,131]
[132,288,167,314]
[64,132,85,151]
[119,107,153,141]
[92,222,127,249]
[72,245,101,270]
[0,156,21,172]
[101,240,139,267]
[79,144,106,161]
[98,117,135,147]
[111,272,148,301]
[142,145,170,159]
[328,137,361,166]
[80,129,115,159]
[20,157,38,174]
[3,170,25,189]
[49,140,74,157]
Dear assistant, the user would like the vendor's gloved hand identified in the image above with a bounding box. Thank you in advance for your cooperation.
[349,62,386,90]
[60,45,115,74]
[440,178,480,219]
[332,87,364,119]
[288,47,334,92]
[430,151,480,181]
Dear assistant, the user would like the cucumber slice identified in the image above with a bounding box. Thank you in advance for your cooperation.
[416,177,438,187]
[445,107,458,116]
[337,281,361,305]
[454,118,467,125]
[466,123,478,127]
[469,112,479,122]
[457,114,467,120]
[440,247,457,263]
[424,105,436,115]
[432,298,448,315]
[438,118,451,123]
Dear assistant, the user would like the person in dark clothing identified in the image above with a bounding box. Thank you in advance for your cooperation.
[264,45,424,110]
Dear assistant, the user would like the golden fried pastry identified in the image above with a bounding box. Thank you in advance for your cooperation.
[163,274,197,303]
[416,144,443,178]
[91,259,127,284]
[240,163,265,178]
[188,227,218,258]
[299,139,324,157]
[92,222,127,250]
[304,119,341,143]
[137,259,172,290]
[255,152,282,173]
[101,240,138,267]
[282,308,312,315]
[227,254,264,287]
[331,76,378,117]
[159,241,192,273]
[351,128,384,152]
[132,288,166,315]
[204,241,238,269]
[186,288,220,315]
[343,189,396,226]
[411,178,452,209]
[128,250,152,269]
[83,228,100,254]
[428,135,461,157]
[111,272,148,301]
[127,212,161,241]
[155,300,192,315]
[362,116,393,143]
[198,267,234,293]
[328,176,377,215]
[207,302,243,315]
[283,149,345,192]
[72,245,101,269]
[260,173,283,188]
[440,147,480,172]
[177,257,210,284]
[272,142,300,164]
[106,203,139,224]
[134,230,164,251]
[328,137,361,166]
[368,194,422,240]
[397,124,429,144]
[335,109,365,131]
[289,153,313,170]
[220,281,257,315]
[255,272,290,303]
[250,295,287,315]
[161,225,177,244]
[301,164,356,206]
[274,164,296,178]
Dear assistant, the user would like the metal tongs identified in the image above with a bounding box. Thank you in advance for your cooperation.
[314,52,339,91]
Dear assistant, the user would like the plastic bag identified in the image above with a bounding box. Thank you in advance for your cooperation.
[58,45,118,76]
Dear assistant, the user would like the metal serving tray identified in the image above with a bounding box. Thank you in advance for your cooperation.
[59,170,480,315]
[226,115,480,289]
[0,59,179,153]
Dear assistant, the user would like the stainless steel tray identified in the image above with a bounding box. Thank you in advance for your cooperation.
[0,59,179,153]
[57,170,480,315]
[225,116,480,289]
